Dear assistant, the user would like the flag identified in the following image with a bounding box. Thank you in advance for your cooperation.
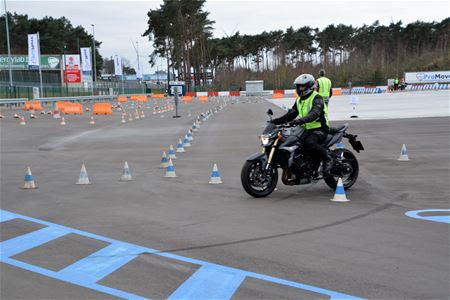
[135,61,142,80]
[28,34,40,69]
[114,55,122,76]
[80,47,92,72]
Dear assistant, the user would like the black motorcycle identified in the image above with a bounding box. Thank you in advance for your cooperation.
[241,109,364,198]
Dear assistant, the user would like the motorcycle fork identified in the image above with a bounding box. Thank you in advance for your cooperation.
[266,132,282,170]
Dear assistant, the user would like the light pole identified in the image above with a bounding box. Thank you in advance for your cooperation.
[91,24,97,93]
[3,0,13,90]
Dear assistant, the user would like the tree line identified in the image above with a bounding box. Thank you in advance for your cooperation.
[144,0,449,89]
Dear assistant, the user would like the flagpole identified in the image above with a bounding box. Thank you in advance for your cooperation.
[3,0,13,90]
[37,32,43,97]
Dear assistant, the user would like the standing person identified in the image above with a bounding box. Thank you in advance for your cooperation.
[271,74,332,174]
[316,69,332,106]
[394,77,399,91]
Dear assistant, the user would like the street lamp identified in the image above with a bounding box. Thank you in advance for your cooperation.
[3,0,13,90]
[91,24,97,92]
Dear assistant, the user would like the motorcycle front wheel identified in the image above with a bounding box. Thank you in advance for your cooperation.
[241,160,278,198]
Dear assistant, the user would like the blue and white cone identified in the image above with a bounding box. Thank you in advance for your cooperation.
[164,159,177,178]
[168,145,177,160]
[330,178,349,202]
[23,167,37,189]
[183,135,191,147]
[187,130,194,142]
[398,144,410,161]
[176,138,185,153]
[120,161,133,181]
[160,151,169,168]
[192,122,199,132]
[76,163,91,185]
[209,163,223,184]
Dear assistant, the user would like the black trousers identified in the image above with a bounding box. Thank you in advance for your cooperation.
[302,128,329,162]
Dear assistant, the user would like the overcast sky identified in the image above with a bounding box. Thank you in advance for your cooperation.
[3,0,449,74]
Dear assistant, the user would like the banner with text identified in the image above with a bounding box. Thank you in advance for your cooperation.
[27,33,40,70]
[114,55,122,76]
[63,54,81,83]
[80,47,92,72]
[405,71,450,83]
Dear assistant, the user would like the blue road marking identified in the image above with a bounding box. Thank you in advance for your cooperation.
[0,226,70,257]
[168,265,245,300]
[405,209,450,224]
[0,210,364,300]
[58,243,142,283]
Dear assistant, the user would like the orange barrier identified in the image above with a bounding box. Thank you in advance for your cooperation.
[151,94,165,99]
[273,89,284,94]
[93,103,113,115]
[23,101,43,111]
[130,95,148,102]
[230,91,240,96]
[199,96,208,103]
[63,103,84,115]
[272,93,284,99]
[332,88,342,96]
[186,91,197,97]
[56,101,71,112]
[118,96,128,103]
[183,96,193,103]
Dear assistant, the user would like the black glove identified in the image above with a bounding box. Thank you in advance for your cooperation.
[291,119,303,126]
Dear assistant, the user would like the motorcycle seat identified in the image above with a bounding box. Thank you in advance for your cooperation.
[328,123,348,134]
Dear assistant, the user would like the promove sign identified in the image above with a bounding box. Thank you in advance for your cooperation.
[405,71,450,83]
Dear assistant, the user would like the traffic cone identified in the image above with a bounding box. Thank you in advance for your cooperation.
[19,116,26,125]
[398,144,410,161]
[134,109,140,119]
[140,111,145,118]
[76,164,91,185]
[120,161,133,181]
[53,110,61,119]
[128,113,133,121]
[39,110,45,115]
[85,107,90,112]
[330,178,350,202]
[89,116,95,124]
[14,113,19,118]
[182,135,191,147]
[121,114,126,123]
[209,163,223,184]
[168,145,177,160]
[164,159,177,178]
[0,113,4,118]
[60,117,66,125]
[160,151,169,168]
[23,167,37,189]
[47,110,53,115]
[192,122,198,132]
[187,130,194,141]
[176,139,185,153]
[30,113,36,119]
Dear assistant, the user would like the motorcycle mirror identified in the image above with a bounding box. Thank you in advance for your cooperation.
[267,109,273,116]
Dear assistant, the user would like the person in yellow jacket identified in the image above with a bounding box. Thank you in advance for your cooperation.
[271,74,332,174]
[316,69,332,106]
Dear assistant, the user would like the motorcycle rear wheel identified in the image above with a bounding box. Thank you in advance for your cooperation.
[324,148,359,190]
[241,160,278,198]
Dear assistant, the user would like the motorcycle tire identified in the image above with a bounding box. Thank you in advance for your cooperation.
[324,148,359,190]
[241,160,278,198]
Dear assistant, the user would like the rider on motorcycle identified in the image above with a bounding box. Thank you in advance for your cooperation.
[270,74,333,174]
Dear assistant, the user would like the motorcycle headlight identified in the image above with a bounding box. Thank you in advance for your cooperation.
[260,134,270,146]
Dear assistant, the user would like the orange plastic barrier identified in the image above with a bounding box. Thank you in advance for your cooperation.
[118,96,128,103]
[93,103,113,115]
[273,90,284,94]
[23,101,43,111]
[130,95,148,102]
[56,101,71,112]
[199,96,208,103]
[183,96,193,103]
[151,94,165,99]
[63,103,84,115]
[272,93,284,99]
[208,91,219,97]
[186,91,197,97]
[332,88,342,96]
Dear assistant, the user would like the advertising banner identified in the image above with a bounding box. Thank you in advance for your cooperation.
[80,47,92,72]
[0,55,61,70]
[27,34,40,70]
[405,71,450,84]
[114,55,122,76]
[63,54,81,83]
[135,61,142,80]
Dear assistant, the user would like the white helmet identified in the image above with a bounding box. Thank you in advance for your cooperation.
[294,74,315,97]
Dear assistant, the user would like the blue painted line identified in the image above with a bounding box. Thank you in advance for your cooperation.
[405,209,450,224]
[58,242,142,283]
[167,265,245,300]
[0,210,364,300]
[0,210,17,222]
[0,226,70,257]
[1,257,148,300]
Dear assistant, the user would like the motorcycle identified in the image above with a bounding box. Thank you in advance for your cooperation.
[241,109,364,198]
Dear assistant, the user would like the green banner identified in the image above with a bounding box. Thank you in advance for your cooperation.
[0,55,61,70]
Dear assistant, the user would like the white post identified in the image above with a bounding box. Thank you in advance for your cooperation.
[37,32,43,97]
[3,0,13,89]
